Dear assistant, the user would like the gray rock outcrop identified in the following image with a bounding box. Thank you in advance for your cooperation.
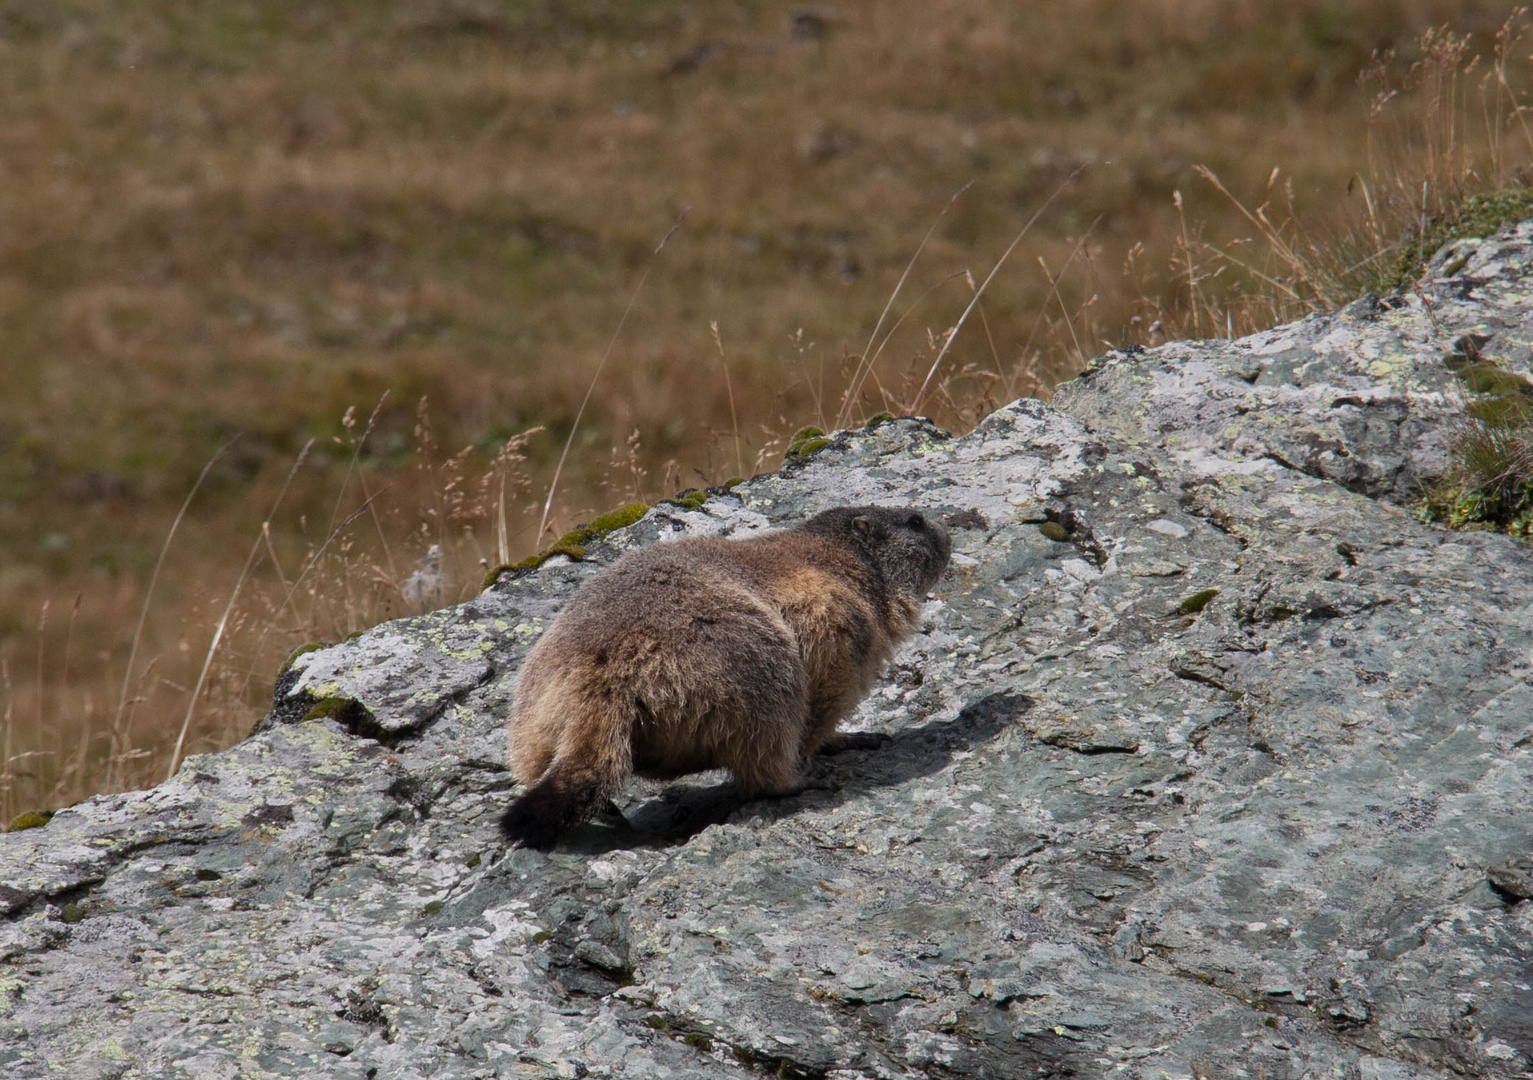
[5,225,1533,1079]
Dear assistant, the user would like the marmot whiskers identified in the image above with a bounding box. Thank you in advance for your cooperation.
[500,506,951,848]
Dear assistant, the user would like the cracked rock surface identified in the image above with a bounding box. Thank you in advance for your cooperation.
[5,226,1533,1079]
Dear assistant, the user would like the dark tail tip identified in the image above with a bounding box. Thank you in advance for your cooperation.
[499,773,604,850]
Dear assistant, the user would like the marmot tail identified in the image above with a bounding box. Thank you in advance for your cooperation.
[499,676,634,850]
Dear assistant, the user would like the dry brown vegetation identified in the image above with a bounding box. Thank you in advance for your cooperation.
[2,0,1532,821]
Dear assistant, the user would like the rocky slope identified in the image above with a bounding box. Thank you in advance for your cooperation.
[4,225,1533,1079]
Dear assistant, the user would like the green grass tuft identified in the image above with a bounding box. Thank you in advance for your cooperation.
[1389,188,1533,288]
[1420,349,1533,539]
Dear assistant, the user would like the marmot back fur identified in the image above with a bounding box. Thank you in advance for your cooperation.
[500,506,951,848]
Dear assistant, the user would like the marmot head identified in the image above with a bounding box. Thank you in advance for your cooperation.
[802,506,952,597]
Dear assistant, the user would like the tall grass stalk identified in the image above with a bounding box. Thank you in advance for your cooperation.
[107,440,236,787]
[836,181,972,429]
[910,167,1084,411]
[166,440,314,781]
[537,210,687,542]
[710,321,745,481]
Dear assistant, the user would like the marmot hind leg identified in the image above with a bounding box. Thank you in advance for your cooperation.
[715,694,811,797]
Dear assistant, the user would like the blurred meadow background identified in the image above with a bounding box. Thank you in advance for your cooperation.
[2,0,1532,820]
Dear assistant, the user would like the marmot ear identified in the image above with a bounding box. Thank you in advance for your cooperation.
[852,515,874,537]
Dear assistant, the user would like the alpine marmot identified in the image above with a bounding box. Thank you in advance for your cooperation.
[500,506,952,848]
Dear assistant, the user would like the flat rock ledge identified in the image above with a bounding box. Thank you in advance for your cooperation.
[5,225,1533,1080]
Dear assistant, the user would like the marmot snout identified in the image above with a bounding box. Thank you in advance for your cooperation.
[500,506,952,848]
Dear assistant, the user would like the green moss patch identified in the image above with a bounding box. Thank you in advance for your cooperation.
[302,696,364,723]
[863,411,897,429]
[1039,521,1070,542]
[1178,588,1220,615]
[279,641,331,674]
[1456,362,1533,398]
[785,425,830,461]
[482,501,652,586]
[588,502,650,532]
[6,809,53,832]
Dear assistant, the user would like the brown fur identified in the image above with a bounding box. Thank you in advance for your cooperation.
[499,506,951,848]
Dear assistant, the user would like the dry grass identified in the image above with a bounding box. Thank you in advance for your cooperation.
[3,0,1533,821]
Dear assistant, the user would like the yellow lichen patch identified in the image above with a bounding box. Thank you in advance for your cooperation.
[1365,355,1411,381]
